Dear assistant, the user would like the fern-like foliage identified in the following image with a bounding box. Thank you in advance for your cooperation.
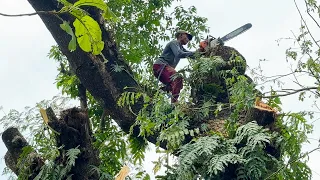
[165,122,280,180]
[33,148,81,180]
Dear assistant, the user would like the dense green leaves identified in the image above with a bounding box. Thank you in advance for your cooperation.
[107,0,208,66]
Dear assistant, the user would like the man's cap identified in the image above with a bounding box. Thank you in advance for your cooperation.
[175,30,193,40]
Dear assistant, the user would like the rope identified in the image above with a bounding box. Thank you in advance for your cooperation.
[155,64,166,88]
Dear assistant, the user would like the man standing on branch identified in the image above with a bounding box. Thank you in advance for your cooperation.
[153,30,199,103]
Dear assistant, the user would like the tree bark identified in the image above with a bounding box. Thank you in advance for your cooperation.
[2,107,101,179]
[49,107,100,179]
[78,83,88,110]
[2,127,44,179]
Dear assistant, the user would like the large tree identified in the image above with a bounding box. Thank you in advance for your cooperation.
[0,0,319,179]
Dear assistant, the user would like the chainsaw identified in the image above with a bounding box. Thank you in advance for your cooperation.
[200,23,252,50]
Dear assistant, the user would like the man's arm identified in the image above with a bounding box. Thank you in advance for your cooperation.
[169,41,194,58]
[181,46,193,53]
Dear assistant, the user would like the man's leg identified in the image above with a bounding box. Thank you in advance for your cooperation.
[171,75,183,103]
[153,64,170,84]
[153,64,183,103]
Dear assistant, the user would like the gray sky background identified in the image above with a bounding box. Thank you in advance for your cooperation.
[0,0,319,179]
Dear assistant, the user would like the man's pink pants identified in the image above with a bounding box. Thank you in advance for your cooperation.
[153,64,183,103]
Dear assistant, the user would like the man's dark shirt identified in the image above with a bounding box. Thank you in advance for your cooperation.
[154,40,195,68]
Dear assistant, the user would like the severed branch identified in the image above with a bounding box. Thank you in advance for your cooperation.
[2,127,44,179]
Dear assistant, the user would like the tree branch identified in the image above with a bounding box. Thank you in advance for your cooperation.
[78,83,88,110]
[304,0,320,29]
[262,87,318,98]
[265,147,320,179]
[0,11,58,17]
[257,71,307,86]
[294,0,320,49]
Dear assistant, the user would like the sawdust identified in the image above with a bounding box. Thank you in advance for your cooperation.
[207,119,228,137]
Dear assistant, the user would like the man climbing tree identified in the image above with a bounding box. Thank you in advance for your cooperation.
[153,30,201,103]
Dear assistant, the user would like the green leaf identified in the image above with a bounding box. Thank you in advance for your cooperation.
[274,97,282,104]
[73,0,107,10]
[195,128,200,134]
[103,6,119,22]
[73,15,104,55]
[190,129,194,137]
[143,174,151,180]
[58,0,86,19]
[58,0,72,6]
[184,129,189,135]
[60,21,77,52]
[73,0,118,22]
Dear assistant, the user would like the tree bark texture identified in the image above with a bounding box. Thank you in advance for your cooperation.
[48,107,100,179]
[2,107,100,179]
[2,127,44,179]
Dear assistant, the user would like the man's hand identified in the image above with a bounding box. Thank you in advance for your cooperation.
[195,49,208,56]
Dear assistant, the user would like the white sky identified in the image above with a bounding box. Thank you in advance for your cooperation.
[0,0,319,179]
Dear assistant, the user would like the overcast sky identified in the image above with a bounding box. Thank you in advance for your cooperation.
[0,0,319,179]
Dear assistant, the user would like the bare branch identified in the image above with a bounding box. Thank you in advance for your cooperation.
[257,71,307,86]
[262,86,318,98]
[0,11,58,17]
[294,0,320,49]
[304,0,320,29]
